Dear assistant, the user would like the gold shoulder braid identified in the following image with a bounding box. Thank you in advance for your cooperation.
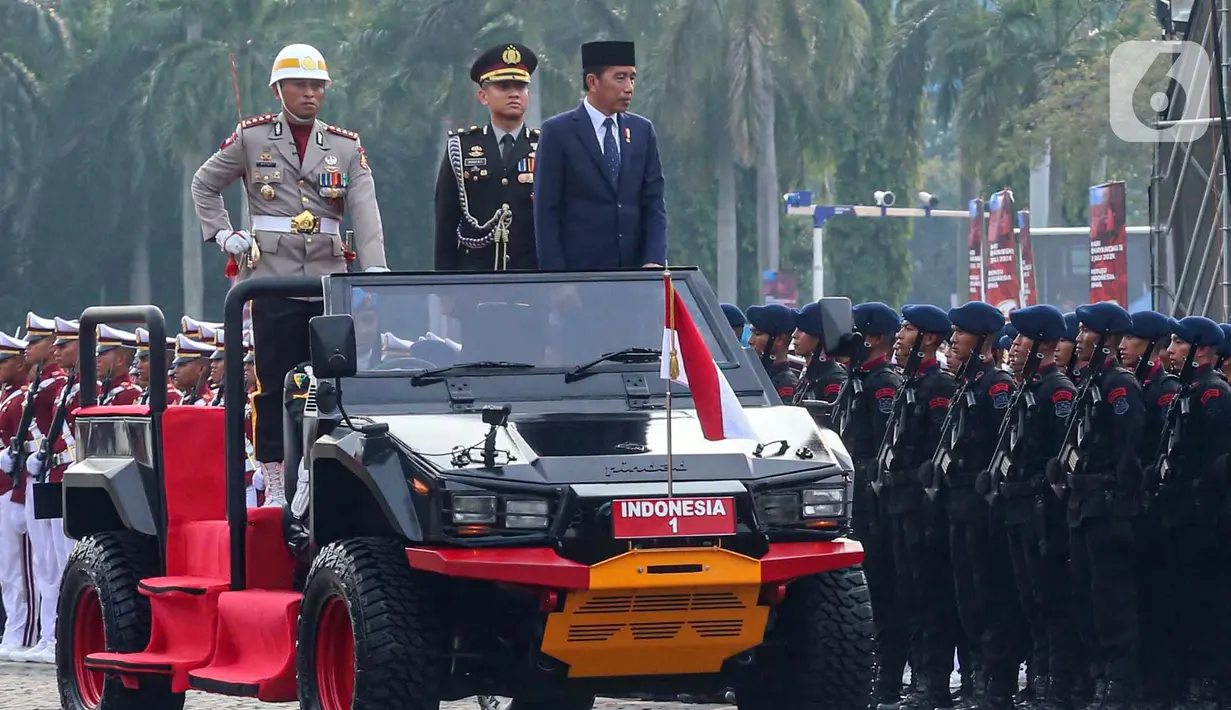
[448,133,513,270]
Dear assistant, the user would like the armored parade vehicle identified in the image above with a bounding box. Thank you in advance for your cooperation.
[48,268,872,710]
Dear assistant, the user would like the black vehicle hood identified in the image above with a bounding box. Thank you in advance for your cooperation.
[376,407,850,487]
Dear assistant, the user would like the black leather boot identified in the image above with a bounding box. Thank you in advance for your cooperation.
[281,505,313,590]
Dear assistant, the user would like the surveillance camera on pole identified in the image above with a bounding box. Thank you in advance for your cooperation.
[873,190,895,207]
[918,191,939,208]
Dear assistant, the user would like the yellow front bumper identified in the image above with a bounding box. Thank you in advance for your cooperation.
[540,547,769,678]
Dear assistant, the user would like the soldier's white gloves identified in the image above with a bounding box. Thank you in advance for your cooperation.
[0,448,14,474]
[419,332,462,353]
[253,469,264,490]
[216,230,252,255]
[25,453,44,477]
[364,266,390,273]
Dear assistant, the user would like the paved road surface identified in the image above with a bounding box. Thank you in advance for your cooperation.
[0,660,732,710]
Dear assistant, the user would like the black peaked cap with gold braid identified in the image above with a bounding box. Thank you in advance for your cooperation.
[470,43,537,85]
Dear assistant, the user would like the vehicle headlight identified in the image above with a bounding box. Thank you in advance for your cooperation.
[452,495,497,524]
[505,499,551,529]
[802,488,843,517]
[758,492,800,525]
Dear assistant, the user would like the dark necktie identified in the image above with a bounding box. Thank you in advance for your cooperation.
[602,116,620,184]
[500,134,514,165]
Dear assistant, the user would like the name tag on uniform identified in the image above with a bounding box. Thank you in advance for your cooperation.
[256,161,277,168]
[464,157,486,167]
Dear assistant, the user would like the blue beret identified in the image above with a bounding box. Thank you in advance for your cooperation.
[852,302,901,336]
[1076,302,1133,335]
[720,303,746,329]
[948,302,1005,336]
[1009,304,1066,342]
[1219,324,1231,357]
[746,304,796,336]
[1002,323,1018,341]
[1128,310,1171,341]
[1062,312,1079,342]
[996,334,1012,350]
[794,302,824,336]
[1169,315,1224,348]
[353,288,378,311]
[900,304,950,335]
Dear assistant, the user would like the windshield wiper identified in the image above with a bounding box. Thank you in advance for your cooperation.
[410,361,536,386]
[564,347,661,383]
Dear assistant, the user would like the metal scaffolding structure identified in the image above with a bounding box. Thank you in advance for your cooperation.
[1151,0,1231,318]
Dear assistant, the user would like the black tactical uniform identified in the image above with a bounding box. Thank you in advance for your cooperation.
[927,302,1021,710]
[791,302,848,404]
[836,302,903,707]
[993,306,1081,710]
[1124,311,1179,708]
[1054,303,1143,709]
[1152,317,1231,709]
[434,44,540,271]
[746,304,800,402]
[876,304,957,710]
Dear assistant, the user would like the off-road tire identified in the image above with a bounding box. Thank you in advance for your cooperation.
[735,566,874,710]
[297,537,445,710]
[476,693,596,710]
[56,532,185,710]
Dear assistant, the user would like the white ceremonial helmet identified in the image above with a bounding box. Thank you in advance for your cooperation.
[269,44,331,87]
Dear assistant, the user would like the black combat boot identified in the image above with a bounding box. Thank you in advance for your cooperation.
[872,666,904,710]
[1036,675,1073,710]
[281,505,313,590]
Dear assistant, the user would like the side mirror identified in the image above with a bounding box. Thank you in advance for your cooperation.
[818,297,854,354]
[309,314,358,379]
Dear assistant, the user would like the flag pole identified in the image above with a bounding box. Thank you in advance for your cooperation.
[665,264,678,499]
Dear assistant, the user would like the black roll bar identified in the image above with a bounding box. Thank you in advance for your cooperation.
[223,276,322,591]
[78,306,168,412]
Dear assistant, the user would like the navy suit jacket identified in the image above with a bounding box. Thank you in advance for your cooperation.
[533,102,667,270]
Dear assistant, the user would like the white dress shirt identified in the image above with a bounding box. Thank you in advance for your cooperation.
[583,97,621,157]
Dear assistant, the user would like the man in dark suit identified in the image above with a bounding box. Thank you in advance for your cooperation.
[434,43,540,271]
[533,40,667,270]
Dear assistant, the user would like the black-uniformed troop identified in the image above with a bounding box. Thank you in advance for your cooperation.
[743,294,1231,710]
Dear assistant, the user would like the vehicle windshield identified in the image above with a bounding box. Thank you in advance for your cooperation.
[340,277,730,373]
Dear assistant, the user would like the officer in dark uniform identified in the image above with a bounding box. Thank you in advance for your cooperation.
[922,301,1019,710]
[745,304,799,399]
[1217,323,1231,379]
[993,305,1079,710]
[434,43,540,271]
[875,305,956,710]
[792,301,847,404]
[721,303,747,343]
[1050,302,1142,710]
[1057,312,1080,381]
[833,302,903,708]
[1151,317,1231,710]
[1113,310,1177,709]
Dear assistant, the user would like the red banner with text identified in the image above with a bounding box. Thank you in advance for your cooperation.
[1018,210,1037,307]
[968,198,985,302]
[983,189,1021,314]
[1089,181,1128,305]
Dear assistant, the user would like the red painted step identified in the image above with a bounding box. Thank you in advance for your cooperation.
[187,590,302,702]
[84,576,228,692]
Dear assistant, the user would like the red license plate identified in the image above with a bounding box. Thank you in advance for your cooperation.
[611,497,737,539]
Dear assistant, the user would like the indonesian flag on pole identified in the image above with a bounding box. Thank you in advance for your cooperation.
[661,275,758,441]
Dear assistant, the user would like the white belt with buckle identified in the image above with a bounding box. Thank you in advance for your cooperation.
[252,215,341,235]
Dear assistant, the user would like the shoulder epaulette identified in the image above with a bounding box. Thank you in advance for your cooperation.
[325,125,359,141]
[239,114,277,130]
[453,125,481,136]
[530,127,541,137]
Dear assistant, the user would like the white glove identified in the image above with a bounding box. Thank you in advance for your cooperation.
[0,448,14,474]
[25,453,44,477]
[418,332,462,353]
[364,266,390,273]
[216,230,252,255]
[253,469,265,491]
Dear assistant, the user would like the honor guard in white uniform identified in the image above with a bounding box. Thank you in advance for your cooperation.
[0,332,35,661]
[171,335,216,406]
[134,329,183,406]
[96,326,143,406]
[192,43,390,507]
[208,327,226,406]
[0,313,70,664]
